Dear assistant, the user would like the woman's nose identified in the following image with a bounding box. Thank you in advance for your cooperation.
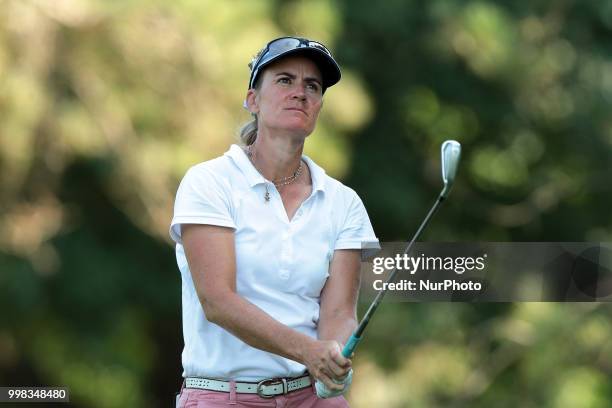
[290,82,307,100]
[292,88,307,100]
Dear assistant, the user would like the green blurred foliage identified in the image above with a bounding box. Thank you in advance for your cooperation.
[1,0,611,407]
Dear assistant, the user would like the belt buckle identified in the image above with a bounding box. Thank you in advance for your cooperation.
[256,378,287,398]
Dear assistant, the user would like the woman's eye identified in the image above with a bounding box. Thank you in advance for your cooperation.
[307,83,320,92]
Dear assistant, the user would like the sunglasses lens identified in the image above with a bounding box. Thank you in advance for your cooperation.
[251,39,299,74]
[267,38,301,54]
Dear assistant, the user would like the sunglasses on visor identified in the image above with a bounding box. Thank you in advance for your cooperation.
[248,37,334,90]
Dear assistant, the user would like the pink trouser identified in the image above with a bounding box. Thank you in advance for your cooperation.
[177,381,349,408]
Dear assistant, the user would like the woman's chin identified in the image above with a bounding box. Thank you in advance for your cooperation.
[282,124,314,138]
[263,120,315,138]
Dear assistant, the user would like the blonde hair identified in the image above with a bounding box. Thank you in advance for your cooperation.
[239,115,258,146]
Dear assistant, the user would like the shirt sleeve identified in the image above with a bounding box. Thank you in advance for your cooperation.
[334,188,379,255]
[169,166,236,245]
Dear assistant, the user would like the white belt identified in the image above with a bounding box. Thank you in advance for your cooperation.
[185,375,312,398]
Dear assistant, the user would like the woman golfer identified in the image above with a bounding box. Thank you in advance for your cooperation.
[170,36,378,407]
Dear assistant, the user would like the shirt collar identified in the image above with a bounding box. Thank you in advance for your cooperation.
[225,144,327,194]
[301,154,327,194]
[225,144,264,187]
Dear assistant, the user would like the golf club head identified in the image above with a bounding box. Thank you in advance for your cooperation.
[441,140,461,198]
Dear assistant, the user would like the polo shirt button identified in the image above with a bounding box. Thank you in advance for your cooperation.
[279,269,289,279]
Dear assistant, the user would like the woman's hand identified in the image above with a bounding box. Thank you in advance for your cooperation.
[301,340,352,391]
[315,369,353,398]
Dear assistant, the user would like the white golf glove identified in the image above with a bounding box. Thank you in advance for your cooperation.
[315,369,353,398]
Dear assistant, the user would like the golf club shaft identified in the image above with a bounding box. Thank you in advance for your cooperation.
[342,194,446,358]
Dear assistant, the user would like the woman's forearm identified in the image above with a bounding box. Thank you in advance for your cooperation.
[204,290,313,364]
[318,311,358,347]
[317,249,361,349]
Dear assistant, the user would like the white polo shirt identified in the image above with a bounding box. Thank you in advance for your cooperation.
[170,144,378,381]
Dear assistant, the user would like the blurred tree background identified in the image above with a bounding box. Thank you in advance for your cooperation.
[1,0,611,407]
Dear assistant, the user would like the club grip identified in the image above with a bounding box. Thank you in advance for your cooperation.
[342,333,361,358]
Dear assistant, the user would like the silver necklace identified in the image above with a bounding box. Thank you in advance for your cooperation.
[246,145,303,202]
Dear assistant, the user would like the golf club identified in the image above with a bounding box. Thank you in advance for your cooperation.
[341,140,462,358]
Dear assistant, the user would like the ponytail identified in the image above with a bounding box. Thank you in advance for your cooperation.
[239,114,258,146]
